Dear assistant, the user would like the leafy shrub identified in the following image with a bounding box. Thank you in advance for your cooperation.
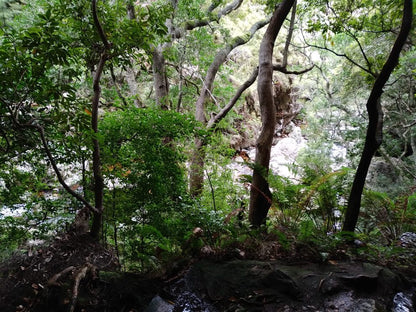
[360,189,416,244]
[268,166,351,236]
[99,108,205,270]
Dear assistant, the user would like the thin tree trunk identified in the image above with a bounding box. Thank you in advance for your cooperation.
[189,137,206,196]
[90,53,106,239]
[188,19,269,196]
[90,0,110,239]
[248,0,296,227]
[343,0,412,232]
[282,0,296,68]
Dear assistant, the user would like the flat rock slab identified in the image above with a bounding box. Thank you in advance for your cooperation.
[172,259,414,311]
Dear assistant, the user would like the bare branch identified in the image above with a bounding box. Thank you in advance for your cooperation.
[109,64,128,106]
[17,121,98,213]
[301,29,376,77]
[173,0,244,38]
[207,0,221,13]
[207,66,259,129]
[282,0,297,68]
[216,0,243,18]
[38,125,98,213]
[206,61,314,130]
[273,64,314,75]
[195,17,269,123]
[346,30,375,76]
[92,0,110,50]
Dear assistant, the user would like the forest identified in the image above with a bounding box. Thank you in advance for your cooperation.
[0,0,415,311]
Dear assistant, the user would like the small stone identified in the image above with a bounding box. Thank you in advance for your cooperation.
[144,295,173,312]
[399,232,416,248]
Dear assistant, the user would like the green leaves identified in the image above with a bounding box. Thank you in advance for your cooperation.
[100,107,198,210]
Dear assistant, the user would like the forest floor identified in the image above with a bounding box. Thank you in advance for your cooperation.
[0,231,415,312]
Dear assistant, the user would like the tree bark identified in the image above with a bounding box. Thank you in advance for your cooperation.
[90,52,106,238]
[90,0,110,239]
[248,0,296,227]
[152,0,243,110]
[189,19,269,196]
[343,0,412,232]
[282,0,296,68]
[152,45,170,109]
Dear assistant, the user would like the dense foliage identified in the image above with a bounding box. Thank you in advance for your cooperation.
[0,0,414,271]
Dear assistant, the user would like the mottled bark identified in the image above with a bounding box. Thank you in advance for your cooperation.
[152,0,224,109]
[189,137,206,196]
[152,45,170,109]
[248,0,296,227]
[343,0,413,232]
[188,19,269,196]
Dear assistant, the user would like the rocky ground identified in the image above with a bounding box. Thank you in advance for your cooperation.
[157,259,416,312]
[0,231,415,312]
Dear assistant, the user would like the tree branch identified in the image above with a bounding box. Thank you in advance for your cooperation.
[16,121,98,214]
[207,66,259,129]
[92,0,110,50]
[273,64,314,75]
[282,0,297,68]
[347,30,374,76]
[173,0,244,38]
[109,63,128,106]
[206,62,314,129]
[195,17,269,124]
[216,0,243,18]
[301,29,376,77]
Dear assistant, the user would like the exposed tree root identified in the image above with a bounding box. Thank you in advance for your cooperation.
[47,266,75,287]
[47,263,96,312]
[69,263,96,312]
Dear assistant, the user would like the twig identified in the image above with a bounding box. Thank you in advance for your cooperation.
[109,64,128,106]
[205,169,217,212]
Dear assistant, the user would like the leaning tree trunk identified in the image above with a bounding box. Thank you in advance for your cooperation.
[188,19,269,196]
[248,0,296,227]
[342,0,412,232]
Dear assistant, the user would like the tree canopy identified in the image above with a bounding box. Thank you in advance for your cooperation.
[0,0,414,274]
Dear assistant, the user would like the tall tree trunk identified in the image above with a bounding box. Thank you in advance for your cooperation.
[152,45,170,110]
[90,0,110,239]
[90,53,106,238]
[248,0,296,227]
[188,19,269,196]
[189,137,206,196]
[343,0,412,232]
